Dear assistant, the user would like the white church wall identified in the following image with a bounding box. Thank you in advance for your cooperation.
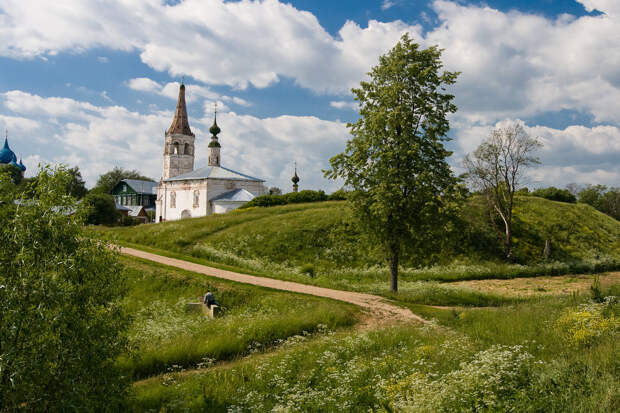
[212,200,246,214]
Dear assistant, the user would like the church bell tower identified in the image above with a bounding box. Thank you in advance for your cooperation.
[162,81,195,179]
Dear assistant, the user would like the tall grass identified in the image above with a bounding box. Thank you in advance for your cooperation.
[129,289,619,412]
[119,257,358,379]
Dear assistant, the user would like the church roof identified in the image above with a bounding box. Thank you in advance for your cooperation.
[121,179,158,195]
[210,188,256,202]
[164,165,264,182]
[167,83,194,136]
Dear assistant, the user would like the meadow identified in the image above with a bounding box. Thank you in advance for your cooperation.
[105,196,620,411]
[130,285,620,412]
[118,256,359,379]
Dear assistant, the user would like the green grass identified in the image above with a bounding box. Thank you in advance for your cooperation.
[118,256,359,379]
[129,289,620,412]
[94,197,620,291]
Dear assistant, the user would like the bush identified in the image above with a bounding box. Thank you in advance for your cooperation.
[300,264,316,278]
[327,188,349,200]
[531,187,577,203]
[554,300,619,347]
[240,190,328,209]
[0,166,129,411]
[83,192,119,225]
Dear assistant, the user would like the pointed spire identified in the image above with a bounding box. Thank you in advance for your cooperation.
[292,161,300,192]
[167,81,194,136]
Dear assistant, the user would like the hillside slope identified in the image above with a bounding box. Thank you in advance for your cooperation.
[98,197,620,282]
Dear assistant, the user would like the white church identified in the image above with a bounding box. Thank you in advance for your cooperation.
[155,83,266,222]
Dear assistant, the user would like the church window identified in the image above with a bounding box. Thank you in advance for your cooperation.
[184,143,190,155]
[173,142,180,155]
[170,191,176,208]
[193,190,200,208]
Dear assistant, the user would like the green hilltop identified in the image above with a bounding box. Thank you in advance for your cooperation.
[98,196,620,285]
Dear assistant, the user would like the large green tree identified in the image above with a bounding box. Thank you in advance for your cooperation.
[92,166,153,194]
[0,166,129,411]
[326,34,462,292]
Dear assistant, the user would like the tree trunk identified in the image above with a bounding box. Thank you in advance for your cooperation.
[504,221,512,260]
[389,245,399,293]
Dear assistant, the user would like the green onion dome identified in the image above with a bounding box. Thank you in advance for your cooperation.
[209,116,221,136]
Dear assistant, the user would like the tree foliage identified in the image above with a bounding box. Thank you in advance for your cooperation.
[578,185,620,221]
[83,192,119,225]
[464,123,541,258]
[66,165,88,198]
[0,163,22,185]
[531,187,576,203]
[0,166,129,412]
[92,166,153,194]
[326,34,462,292]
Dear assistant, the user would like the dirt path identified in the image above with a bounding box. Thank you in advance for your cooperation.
[121,247,427,324]
[451,271,620,297]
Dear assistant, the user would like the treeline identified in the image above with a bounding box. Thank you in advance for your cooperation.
[239,189,348,209]
[2,163,153,226]
[522,185,619,221]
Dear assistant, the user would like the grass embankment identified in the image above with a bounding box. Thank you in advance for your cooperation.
[95,197,620,305]
[130,286,620,412]
[119,256,359,380]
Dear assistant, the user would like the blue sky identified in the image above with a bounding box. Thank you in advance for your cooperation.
[0,0,618,191]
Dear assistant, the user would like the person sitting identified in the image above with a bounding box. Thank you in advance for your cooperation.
[203,290,219,308]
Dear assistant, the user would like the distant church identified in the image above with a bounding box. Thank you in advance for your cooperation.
[155,83,266,222]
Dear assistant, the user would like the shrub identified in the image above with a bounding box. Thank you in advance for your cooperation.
[327,188,349,200]
[531,187,577,203]
[383,345,536,412]
[240,190,328,209]
[555,301,619,347]
[83,192,119,225]
[300,264,316,278]
[0,166,130,411]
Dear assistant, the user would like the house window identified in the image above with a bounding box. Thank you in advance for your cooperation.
[122,184,127,192]
[170,191,176,208]
[193,190,200,208]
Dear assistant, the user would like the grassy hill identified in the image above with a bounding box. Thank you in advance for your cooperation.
[97,197,620,288]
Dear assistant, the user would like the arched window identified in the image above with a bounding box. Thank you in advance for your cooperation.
[173,142,180,155]
[184,143,190,155]
[170,191,176,208]
[193,190,200,208]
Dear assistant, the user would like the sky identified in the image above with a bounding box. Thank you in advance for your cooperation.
[0,0,619,192]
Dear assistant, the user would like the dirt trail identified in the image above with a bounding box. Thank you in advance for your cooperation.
[121,247,427,324]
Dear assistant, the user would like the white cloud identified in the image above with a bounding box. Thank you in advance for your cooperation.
[97,56,109,63]
[330,101,358,111]
[453,118,620,187]
[381,1,396,11]
[127,77,162,94]
[1,90,347,191]
[0,0,419,94]
[128,78,251,107]
[2,0,619,125]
